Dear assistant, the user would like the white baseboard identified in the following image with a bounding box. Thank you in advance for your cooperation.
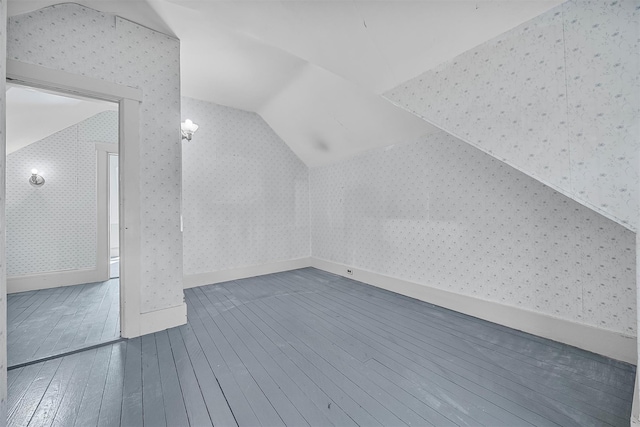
[311,257,637,364]
[183,257,312,289]
[138,303,187,337]
[7,268,108,294]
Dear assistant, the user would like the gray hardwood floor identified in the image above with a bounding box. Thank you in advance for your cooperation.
[8,279,120,367]
[7,268,635,426]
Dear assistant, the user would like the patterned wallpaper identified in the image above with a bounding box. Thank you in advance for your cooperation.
[310,130,636,336]
[8,4,184,313]
[0,0,7,417]
[182,97,309,276]
[6,112,117,277]
[385,0,640,231]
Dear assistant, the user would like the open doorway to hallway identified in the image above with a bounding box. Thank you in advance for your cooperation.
[5,83,121,368]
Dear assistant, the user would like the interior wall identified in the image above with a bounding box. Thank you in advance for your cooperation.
[6,111,117,277]
[385,0,639,231]
[310,129,636,338]
[0,0,7,419]
[7,4,184,314]
[182,97,309,278]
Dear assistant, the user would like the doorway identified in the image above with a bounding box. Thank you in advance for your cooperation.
[5,83,122,367]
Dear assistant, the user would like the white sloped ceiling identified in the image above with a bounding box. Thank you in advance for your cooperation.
[9,0,563,166]
[6,85,117,155]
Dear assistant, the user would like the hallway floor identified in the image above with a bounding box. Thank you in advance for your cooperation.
[7,268,635,426]
[7,279,120,368]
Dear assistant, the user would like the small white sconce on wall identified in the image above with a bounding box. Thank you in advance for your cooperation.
[29,169,45,187]
[181,119,199,141]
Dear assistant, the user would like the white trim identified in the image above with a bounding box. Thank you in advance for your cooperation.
[311,257,637,364]
[184,258,312,289]
[7,269,107,293]
[96,149,110,283]
[96,142,118,281]
[139,303,187,336]
[95,142,119,153]
[7,59,142,102]
[118,98,143,338]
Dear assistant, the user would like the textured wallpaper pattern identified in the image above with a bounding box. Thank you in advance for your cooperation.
[182,97,309,275]
[1,0,7,417]
[310,130,636,336]
[6,112,117,276]
[8,4,183,313]
[385,0,640,231]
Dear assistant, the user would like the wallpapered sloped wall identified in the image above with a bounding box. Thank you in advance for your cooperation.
[385,0,639,231]
[182,97,309,276]
[6,112,117,277]
[8,4,183,313]
[310,130,636,336]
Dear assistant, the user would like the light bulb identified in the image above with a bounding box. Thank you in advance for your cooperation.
[31,169,38,175]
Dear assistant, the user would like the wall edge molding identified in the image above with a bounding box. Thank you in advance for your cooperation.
[311,257,637,364]
[138,303,187,336]
[7,268,108,294]
[184,257,313,289]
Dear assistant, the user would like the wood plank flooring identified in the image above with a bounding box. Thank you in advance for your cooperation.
[7,268,635,426]
[8,279,120,367]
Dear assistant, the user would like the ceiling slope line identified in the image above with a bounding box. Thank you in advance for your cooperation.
[382,94,636,233]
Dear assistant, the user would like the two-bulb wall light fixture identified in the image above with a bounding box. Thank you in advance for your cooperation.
[29,169,45,187]
[181,119,199,141]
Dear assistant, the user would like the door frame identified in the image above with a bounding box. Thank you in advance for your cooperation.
[6,59,143,338]
[97,143,119,280]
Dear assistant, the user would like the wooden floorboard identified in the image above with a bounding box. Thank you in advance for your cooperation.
[256,279,519,423]
[301,268,634,384]
[141,334,167,427]
[214,282,438,426]
[6,268,636,426]
[8,279,120,367]
[96,342,125,427]
[230,278,511,426]
[73,345,112,427]
[155,330,189,427]
[120,337,143,427]
[276,273,629,424]
[272,276,591,426]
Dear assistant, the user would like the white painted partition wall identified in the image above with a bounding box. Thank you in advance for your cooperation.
[8,4,186,319]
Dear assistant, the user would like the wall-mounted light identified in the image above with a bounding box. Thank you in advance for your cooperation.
[181,119,199,141]
[29,169,45,187]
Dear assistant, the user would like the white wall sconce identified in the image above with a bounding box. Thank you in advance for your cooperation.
[181,119,199,141]
[29,168,45,187]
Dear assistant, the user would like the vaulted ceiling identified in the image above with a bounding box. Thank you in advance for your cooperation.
[8,0,563,166]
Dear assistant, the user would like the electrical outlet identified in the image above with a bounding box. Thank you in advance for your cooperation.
[346,269,353,275]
